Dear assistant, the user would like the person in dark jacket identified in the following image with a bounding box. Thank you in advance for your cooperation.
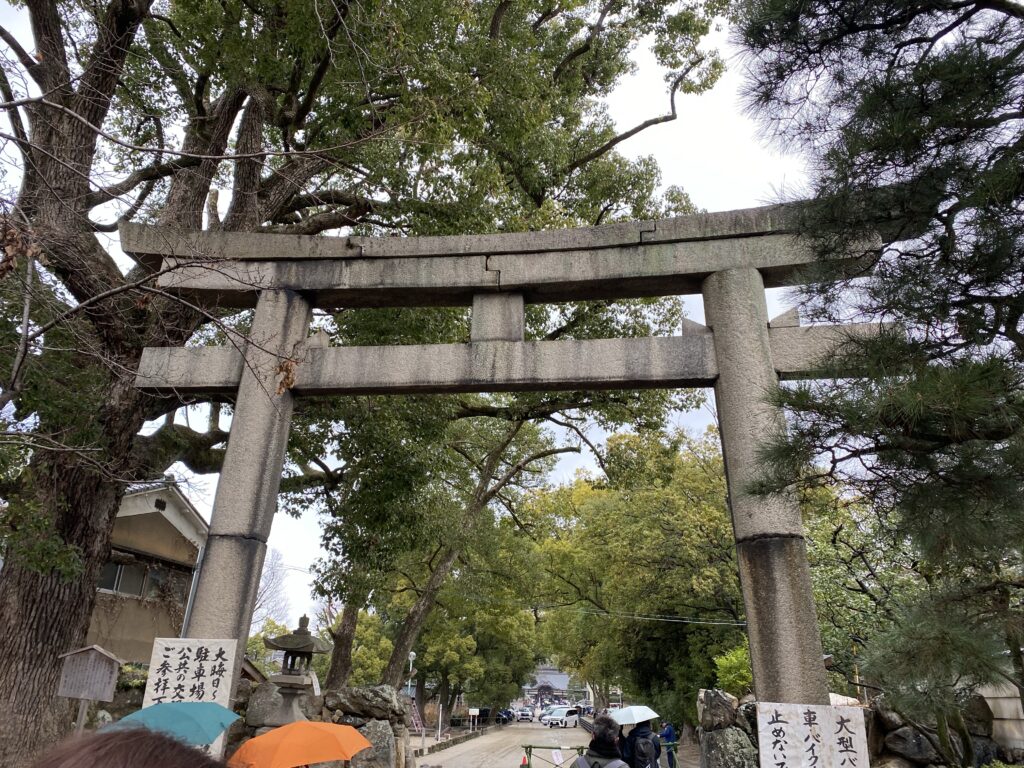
[659,721,677,768]
[623,720,661,768]
[576,714,629,768]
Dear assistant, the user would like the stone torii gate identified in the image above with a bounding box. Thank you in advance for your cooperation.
[122,203,877,707]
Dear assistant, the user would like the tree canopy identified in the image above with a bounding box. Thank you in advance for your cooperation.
[0,0,731,759]
[737,0,1024,731]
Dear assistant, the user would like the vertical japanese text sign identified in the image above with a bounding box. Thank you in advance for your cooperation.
[143,638,238,755]
[143,638,237,707]
[757,703,869,768]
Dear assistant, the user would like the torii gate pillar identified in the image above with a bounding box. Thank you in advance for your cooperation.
[186,290,312,640]
[704,268,830,705]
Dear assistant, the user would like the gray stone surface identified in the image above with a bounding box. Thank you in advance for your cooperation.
[333,711,370,728]
[876,698,905,732]
[698,689,738,731]
[128,204,858,310]
[768,307,800,327]
[770,323,884,380]
[471,293,524,341]
[963,694,995,737]
[185,290,312,693]
[151,234,825,308]
[703,267,829,706]
[972,735,1000,766]
[137,324,880,396]
[864,707,885,757]
[735,702,758,746]
[324,686,406,722]
[884,726,943,764]
[245,681,316,728]
[300,691,324,720]
[699,726,758,768]
[122,204,799,262]
[352,719,396,768]
[234,678,253,711]
[874,755,917,768]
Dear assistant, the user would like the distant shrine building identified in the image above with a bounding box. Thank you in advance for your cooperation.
[523,664,587,703]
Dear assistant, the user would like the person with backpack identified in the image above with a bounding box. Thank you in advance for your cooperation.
[623,719,662,768]
[575,714,628,768]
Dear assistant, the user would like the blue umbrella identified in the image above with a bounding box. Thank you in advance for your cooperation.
[107,701,240,745]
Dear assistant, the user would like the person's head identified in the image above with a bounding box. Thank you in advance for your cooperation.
[31,728,227,768]
[591,714,620,746]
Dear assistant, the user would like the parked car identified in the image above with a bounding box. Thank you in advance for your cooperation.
[516,707,533,722]
[538,706,556,725]
[546,707,579,728]
[496,708,515,724]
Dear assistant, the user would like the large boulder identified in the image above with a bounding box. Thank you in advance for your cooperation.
[735,703,758,747]
[698,689,739,731]
[332,711,369,728]
[325,686,406,723]
[234,679,253,712]
[864,707,886,758]
[352,719,396,768]
[699,726,757,768]
[873,755,916,768]
[875,697,905,732]
[963,695,995,738]
[972,736,1000,766]
[884,726,943,765]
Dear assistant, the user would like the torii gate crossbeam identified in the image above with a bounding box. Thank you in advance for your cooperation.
[124,204,879,707]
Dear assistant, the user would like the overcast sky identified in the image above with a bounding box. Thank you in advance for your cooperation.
[0,7,808,626]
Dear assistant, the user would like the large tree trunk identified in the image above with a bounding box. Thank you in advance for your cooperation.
[325,599,362,689]
[380,547,459,688]
[0,374,146,765]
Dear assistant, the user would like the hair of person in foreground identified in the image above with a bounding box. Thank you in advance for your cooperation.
[30,727,227,768]
[591,713,621,746]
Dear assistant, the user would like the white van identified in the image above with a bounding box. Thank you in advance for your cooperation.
[546,707,579,728]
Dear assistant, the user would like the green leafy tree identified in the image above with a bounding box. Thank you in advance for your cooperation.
[0,0,730,759]
[737,0,1024,738]
[713,640,752,699]
[536,430,745,725]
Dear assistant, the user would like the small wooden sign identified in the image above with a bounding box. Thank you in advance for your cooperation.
[57,645,121,703]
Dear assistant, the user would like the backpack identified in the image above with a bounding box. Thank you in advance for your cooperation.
[632,734,659,768]
[575,757,628,768]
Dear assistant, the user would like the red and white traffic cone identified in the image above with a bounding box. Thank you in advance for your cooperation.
[521,756,529,768]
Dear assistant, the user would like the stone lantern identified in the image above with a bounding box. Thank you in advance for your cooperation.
[265,615,331,676]
[261,615,332,725]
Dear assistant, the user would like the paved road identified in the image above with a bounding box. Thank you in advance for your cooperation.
[417,720,589,768]
[416,721,699,768]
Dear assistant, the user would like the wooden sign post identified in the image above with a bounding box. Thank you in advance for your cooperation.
[57,645,122,733]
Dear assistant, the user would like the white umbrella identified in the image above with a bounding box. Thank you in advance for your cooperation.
[611,705,659,725]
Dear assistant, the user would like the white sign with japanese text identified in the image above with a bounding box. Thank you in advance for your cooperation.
[757,703,869,768]
[143,638,237,707]
[142,638,238,756]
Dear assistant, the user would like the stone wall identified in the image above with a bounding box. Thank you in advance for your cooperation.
[696,689,1006,768]
[233,683,413,768]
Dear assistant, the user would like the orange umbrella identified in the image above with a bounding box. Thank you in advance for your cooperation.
[228,721,372,768]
